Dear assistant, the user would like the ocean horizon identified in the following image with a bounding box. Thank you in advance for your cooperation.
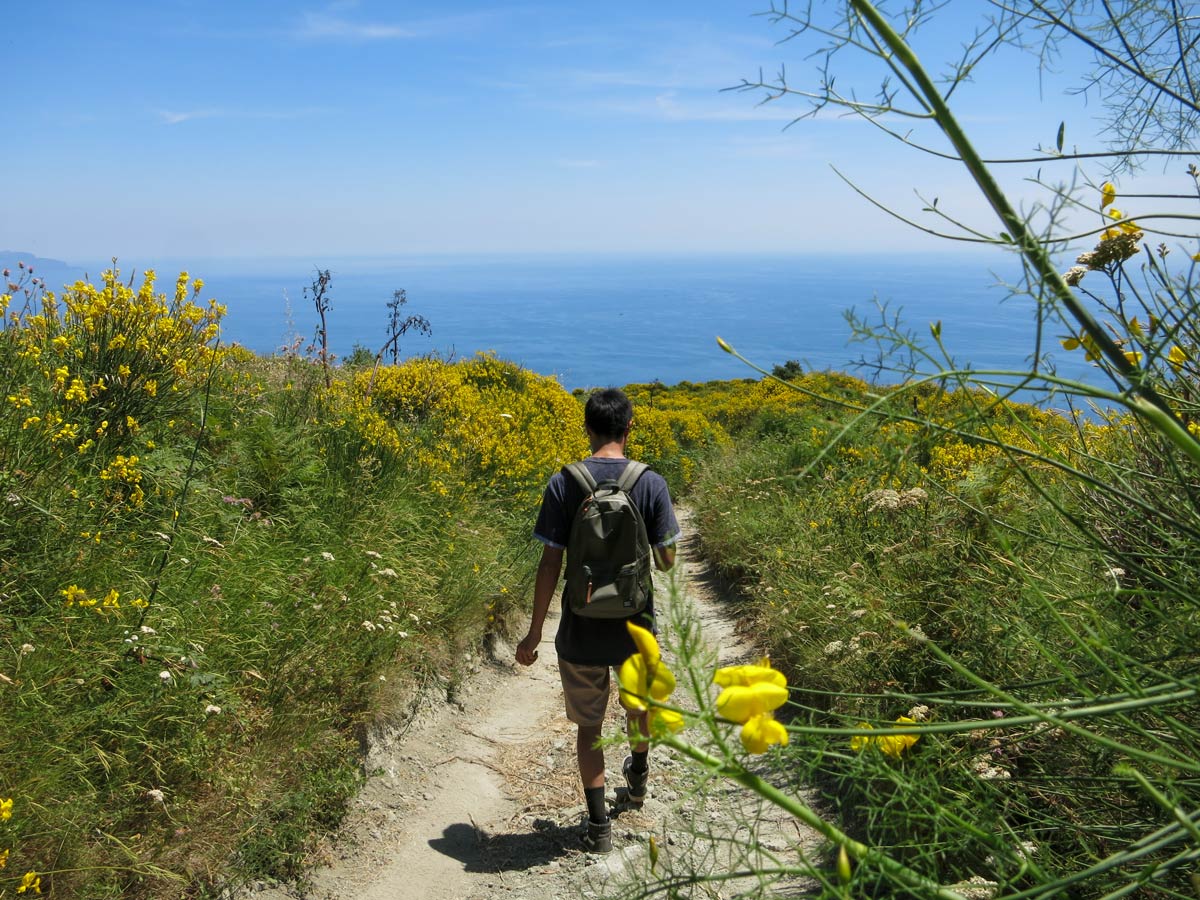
[4,250,1094,394]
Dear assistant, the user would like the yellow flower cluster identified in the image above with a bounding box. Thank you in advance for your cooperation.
[5,268,225,465]
[60,584,146,614]
[851,716,920,758]
[618,622,684,735]
[714,660,790,754]
[328,353,587,503]
[0,798,40,893]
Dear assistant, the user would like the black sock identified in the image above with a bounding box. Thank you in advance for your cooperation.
[584,785,608,824]
[631,750,649,773]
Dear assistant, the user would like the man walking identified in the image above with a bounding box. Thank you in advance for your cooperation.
[516,388,680,853]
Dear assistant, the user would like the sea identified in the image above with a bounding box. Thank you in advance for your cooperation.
[4,251,1099,396]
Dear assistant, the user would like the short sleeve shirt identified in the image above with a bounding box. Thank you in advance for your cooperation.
[533,457,681,666]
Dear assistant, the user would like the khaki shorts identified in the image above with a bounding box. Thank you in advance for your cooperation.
[559,659,619,726]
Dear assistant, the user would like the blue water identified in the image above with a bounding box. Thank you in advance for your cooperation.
[6,251,1090,392]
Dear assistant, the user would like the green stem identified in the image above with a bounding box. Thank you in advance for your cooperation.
[848,0,1192,444]
[660,734,970,900]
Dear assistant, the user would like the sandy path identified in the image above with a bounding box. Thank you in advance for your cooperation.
[245,510,817,900]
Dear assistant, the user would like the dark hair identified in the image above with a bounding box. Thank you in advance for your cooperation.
[584,388,633,441]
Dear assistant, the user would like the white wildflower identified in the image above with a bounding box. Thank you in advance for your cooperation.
[970,754,1010,780]
[377,567,398,578]
[159,670,172,683]
[849,608,868,619]
[1062,265,1088,287]
[204,704,222,715]
[397,631,409,639]
[907,704,932,722]
[866,489,901,512]
[201,536,224,547]
[153,531,171,542]
[364,550,382,559]
[320,551,335,562]
[19,643,35,655]
[823,640,845,657]
[139,625,156,635]
[146,789,166,804]
[948,876,999,900]
[362,621,376,632]
[409,613,420,622]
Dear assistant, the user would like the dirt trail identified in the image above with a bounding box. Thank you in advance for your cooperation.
[246,511,818,900]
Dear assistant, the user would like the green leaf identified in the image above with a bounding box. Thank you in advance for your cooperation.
[1056,121,1065,152]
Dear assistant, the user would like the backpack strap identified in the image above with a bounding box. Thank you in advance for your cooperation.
[565,461,598,494]
[616,460,649,492]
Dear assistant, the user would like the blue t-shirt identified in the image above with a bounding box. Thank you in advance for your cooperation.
[533,457,681,666]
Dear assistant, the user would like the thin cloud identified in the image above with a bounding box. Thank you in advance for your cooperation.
[292,8,510,42]
[294,12,416,40]
[156,107,328,125]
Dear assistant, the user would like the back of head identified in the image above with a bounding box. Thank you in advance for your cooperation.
[584,388,633,441]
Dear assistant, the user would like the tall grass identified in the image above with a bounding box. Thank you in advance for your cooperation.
[0,269,578,897]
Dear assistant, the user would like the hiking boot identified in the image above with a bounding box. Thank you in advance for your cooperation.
[582,818,612,854]
[623,755,648,803]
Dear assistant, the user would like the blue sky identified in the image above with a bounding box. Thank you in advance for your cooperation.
[5,1,1126,262]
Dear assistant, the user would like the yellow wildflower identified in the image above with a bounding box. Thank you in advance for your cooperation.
[1169,345,1188,371]
[0,847,8,867]
[130,597,149,609]
[1124,350,1143,366]
[649,707,686,735]
[618,622,676,712]
[740,712,789,753]
[17,871,41,894]
[851,716,920,758]
[850,723,874,753]
[102,589,120,609]
[1101,182,1116,209]
[64,377,88,403]
[61,585,87,606]
[714,659,789,754]
[876,716,920,758]
[0,798,11,819]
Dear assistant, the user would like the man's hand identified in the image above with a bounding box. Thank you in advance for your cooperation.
[516,631,541,666]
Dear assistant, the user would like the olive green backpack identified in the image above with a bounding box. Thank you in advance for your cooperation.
[563,461,652,619]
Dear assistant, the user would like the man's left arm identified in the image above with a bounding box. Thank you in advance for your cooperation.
[648,473,680,572]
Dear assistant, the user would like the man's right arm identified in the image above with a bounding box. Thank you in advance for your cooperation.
[654,543,676,571]
[516,544,563,666]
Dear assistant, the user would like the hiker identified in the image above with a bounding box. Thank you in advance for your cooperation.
[515,387,681,854]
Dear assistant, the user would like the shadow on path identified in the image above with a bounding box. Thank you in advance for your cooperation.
[427,819,576,872]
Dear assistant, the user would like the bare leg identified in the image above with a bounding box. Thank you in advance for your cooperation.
[577,723,605,789]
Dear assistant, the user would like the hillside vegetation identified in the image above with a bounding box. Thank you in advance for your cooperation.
[2,264,1198,899]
